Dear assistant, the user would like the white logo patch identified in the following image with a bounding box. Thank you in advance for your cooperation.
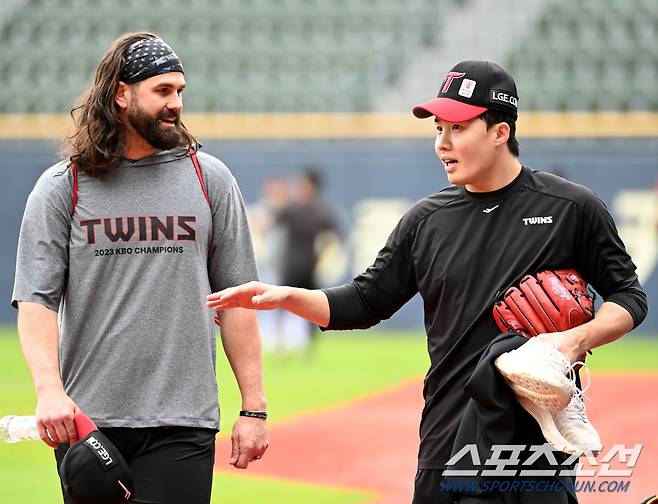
[483,205,500,214]
[491,91,518,107]
[522,216,553,226]
[85,435,114,466]
[458,79,476,98]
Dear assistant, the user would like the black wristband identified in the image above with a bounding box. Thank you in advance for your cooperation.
[239,410,267,420]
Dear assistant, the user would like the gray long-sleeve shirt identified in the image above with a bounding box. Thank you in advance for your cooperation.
[12,148,258,430]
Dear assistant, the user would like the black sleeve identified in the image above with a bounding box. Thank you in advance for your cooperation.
[322,214,419,331]
[574,190,647,328]
[322,283,378,330]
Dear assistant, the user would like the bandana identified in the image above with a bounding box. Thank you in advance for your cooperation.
[120,37,184,84]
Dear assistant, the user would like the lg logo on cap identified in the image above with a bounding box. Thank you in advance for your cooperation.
[459,79,477,98]
[86,435,114,466]
[491,91,518,107]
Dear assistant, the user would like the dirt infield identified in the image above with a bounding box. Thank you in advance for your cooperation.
[216,378,423,502]
[216,374,657,503]
[578,374,658,504]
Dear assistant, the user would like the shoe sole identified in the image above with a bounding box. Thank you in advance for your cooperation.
[515,396,579,455]
[495,354,574,412]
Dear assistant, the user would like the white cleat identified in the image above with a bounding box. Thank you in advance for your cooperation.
[516,395,578,454]
[495,337,574,412]
[516,378,602,455]
[551,369,602,455]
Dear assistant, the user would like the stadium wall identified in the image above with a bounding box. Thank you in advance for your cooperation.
[1,115,656,333]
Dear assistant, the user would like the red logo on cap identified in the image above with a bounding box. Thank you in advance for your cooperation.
[442,72,466,93]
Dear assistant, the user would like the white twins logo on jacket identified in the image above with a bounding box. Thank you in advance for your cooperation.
[522,216,553,226]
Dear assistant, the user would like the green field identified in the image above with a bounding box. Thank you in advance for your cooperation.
[0,326,655,503]
[0,326,426,503]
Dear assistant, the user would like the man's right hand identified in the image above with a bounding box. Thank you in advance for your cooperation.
[207,281,289,311]
[207,281,331,327]
[36,387,80,448]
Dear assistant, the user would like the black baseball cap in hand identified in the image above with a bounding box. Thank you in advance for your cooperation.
[60,414,135,504]
[413,60,519,122]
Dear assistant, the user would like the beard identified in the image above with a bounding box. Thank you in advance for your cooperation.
[127,99,185,151]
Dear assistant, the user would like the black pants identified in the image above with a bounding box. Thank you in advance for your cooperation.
[413,470,577,504]
[412,470,501,504]
[413,469,455,504]
[55,426,216,504]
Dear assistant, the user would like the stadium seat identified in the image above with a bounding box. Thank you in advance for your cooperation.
[14,0,656,112]
[504,0,658,111]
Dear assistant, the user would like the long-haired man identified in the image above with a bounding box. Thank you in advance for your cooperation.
[12,32,268,503]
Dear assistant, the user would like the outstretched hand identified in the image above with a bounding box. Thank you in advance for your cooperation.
[207,281,289,311]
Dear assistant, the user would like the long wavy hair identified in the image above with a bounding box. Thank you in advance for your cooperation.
[62,32,198,177]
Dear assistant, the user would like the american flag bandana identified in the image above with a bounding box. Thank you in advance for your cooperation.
[120,37,184,84]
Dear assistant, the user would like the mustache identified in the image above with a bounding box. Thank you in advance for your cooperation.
[157,110,180,122]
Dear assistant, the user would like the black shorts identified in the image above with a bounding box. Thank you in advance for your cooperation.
[55,426,216,504]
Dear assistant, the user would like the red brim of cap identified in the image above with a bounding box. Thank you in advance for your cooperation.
[412,97,487,122]
[74,413,98,439]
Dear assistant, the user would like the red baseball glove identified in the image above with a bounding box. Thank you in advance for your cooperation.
[493,269,594,337]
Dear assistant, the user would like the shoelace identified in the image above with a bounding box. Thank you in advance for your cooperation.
[566,361,591,421]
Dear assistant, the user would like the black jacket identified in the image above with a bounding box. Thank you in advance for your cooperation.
[323,167,647,468]
[446,332,577,503]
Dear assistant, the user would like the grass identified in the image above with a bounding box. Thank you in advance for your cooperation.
[0,326,426,503]
[216,329,429,432]
[584,334,658,373]
[211,473,373,504]
[1,325,655,503]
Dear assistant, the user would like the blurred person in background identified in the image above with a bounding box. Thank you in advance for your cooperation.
[12,32,267,503]
[275,167,341,355]
[247,174,290,353]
